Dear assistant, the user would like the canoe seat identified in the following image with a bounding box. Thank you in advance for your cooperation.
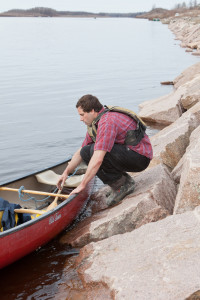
[35,170,84,188]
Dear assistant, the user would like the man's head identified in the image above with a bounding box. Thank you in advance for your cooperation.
[76,94,103,126]
[76,94,103,113]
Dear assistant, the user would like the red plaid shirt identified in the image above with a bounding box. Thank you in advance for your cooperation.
[82,108,153,159]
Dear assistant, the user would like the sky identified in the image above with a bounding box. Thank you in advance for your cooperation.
[0,0,194,14]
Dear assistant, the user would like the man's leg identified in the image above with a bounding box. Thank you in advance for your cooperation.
[80,144,150,205]
[80,144,150,184]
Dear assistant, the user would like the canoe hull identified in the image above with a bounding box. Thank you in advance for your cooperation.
[0,160,93,269]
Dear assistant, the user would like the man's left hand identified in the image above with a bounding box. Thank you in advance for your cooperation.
[70,183,86,195]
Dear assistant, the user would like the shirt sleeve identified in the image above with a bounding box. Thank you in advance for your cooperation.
[82,132,93,147]
[94,114,118,152]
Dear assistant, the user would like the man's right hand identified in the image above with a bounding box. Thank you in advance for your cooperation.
[57,147,82,190]
[57,173,67,190]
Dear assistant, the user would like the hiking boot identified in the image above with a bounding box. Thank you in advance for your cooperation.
[107,175,135,206]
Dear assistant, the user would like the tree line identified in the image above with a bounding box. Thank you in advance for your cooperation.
[152,1,199,9]
[4,7,142,18]
[174,1,199,8]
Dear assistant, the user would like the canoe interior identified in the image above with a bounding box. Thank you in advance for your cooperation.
[0,160,75,209]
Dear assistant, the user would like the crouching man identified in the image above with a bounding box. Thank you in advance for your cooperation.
[57,94,153,206]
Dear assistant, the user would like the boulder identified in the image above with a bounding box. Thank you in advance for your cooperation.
[185,48,193,52]
[138,64,200,126]
[138,90,183,125]
[172,126,200,214]
[192,51,200,56]
[150,102,200,169]
[76,206,200,300]
[169,19,194,46]
[180,75,200,110]
[173,62,200,89]
[182,25,200,47]
[60,164,176,247]
[188,41,200,49]
[168,19,200,52]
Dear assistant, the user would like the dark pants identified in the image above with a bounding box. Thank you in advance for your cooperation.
[80,144,150,186]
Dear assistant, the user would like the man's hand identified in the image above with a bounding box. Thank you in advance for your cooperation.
[70,182,86,195]
[69,150,106,195]
[57,173,67,190]
[57,147,83,190]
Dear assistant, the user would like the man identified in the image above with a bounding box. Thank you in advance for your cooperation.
[57,94,153,206]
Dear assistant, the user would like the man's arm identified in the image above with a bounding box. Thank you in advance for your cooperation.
[57,147,83,189]
[70,150,106,195]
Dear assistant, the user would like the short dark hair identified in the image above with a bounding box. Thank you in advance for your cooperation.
[76,94,103,112]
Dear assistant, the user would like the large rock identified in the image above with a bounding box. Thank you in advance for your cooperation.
[173,62,200,89]
[138,90,182,125]
[180,75,200,110]
[169,19,200,52]
[181,23,200,49]
[76,206,200,300]
[150,102,200,169]
[60,164,176,247]
[138,66,200,126]
[172,126,200,214]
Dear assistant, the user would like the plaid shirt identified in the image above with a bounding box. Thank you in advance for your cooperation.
[82,108,153,159]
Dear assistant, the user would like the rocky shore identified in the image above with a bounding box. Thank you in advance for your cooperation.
[60,16,200,299]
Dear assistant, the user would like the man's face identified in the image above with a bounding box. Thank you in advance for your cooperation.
[77,106,97,126]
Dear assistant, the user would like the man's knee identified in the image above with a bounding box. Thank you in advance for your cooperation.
[80,145,94,164]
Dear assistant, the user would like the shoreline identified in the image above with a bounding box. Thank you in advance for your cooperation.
[58,15,200,299]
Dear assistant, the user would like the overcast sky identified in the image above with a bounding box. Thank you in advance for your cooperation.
[0,0,194,13]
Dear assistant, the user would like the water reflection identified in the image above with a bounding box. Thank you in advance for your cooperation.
[0,236,81,300]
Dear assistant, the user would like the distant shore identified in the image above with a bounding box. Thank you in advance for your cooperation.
[0,7,143,18]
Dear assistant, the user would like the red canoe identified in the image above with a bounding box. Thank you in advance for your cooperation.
[0,159,93,269]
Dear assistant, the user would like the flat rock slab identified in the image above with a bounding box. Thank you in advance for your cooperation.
[76,206,200,300]
[173,62,200,89]
[60,164,176,247]
[138,90,182,125]
[138,63,200,126]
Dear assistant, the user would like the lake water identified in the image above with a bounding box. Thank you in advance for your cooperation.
[0,17,199,299]
[0,17,198,184]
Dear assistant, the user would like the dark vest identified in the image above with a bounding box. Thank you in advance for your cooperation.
[87,105,147,146]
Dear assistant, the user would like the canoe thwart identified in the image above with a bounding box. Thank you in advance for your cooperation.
[0,187,70,199]
[14,208,46,215]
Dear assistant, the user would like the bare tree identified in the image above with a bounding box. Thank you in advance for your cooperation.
[193,0,197,7]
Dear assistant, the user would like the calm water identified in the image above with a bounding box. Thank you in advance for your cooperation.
[0,17,198,184]
[0,17,199,299]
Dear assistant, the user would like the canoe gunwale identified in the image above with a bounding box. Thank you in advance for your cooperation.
[0,193,77,238]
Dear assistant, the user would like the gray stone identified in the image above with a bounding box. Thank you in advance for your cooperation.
[138,90,182,125]
[173,62,200,89]
[150,102,200,169]
[173,126,200,214]
[76,206,200,300]
[180,75,200,110]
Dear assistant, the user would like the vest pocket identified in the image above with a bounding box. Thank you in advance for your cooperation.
[125,123,146,146]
